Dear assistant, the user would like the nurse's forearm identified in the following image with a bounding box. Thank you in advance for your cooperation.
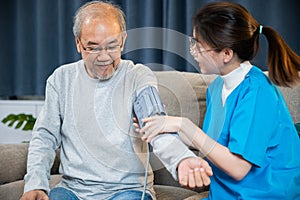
[180,117,252,181]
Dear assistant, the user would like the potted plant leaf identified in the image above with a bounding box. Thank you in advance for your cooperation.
[2,113,36,131]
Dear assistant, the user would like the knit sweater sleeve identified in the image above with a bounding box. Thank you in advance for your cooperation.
[24,73,62,194]
[150,134,197,180]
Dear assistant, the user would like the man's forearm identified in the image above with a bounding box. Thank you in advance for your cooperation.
[150,133,196,180]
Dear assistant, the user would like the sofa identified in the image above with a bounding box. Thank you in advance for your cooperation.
[1,71,299,200]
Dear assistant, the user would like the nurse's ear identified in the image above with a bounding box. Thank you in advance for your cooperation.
[222,48,234,64]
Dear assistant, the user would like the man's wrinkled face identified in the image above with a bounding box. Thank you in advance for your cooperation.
[76,16,126,80]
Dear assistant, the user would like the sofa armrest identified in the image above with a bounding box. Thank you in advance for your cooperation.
[0,143,60,185]
[0,143,29,185]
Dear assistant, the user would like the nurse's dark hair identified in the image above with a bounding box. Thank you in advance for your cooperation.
[193,2,300,87]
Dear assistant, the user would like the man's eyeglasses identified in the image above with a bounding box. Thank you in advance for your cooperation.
[79,38,123,54]
[189,37,216,57]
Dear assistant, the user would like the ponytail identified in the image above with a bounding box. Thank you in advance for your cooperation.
[262,26,300,87]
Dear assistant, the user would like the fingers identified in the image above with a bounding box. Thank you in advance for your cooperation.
[133,117,153,126]
[140,117,161,142]
[133,117,137,122]
[133,117,154,142]
[142,123,159,140]
[193,162,212,187]
[188,169,196,188]
[178,157,212,188]
[141,117,152,123]
[194,168,203,187]
[137,116,178,142]
[202,170,211,186]
[179,173,188,186]
[132,122,140,132]
[133,117,150,133]
[201,159,213,186]
[202,160,213,176]
[20,190,49,200]
[200,167,211,186]
[179,168,205,188]
[189,167,210,188]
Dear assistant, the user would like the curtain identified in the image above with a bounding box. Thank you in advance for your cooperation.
[0,0,299,97]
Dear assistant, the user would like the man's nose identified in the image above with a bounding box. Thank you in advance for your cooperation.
[96,52,111,60]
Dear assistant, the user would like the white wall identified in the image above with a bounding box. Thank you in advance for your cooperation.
[0,100,44,143]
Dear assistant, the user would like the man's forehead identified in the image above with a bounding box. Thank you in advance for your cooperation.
[80,30,122,46]
[82,15,121,32]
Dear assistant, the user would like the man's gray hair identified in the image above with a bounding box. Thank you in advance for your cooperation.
[73,1,126,38]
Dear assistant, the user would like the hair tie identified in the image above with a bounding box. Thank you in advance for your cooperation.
[259,25,263,34]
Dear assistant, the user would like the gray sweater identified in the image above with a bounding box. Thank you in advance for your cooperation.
[24,59,195,199]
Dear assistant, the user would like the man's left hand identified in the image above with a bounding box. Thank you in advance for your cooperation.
[177,157,213,188]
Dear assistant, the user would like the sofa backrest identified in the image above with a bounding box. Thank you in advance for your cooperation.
[154,71,217,128]
[154,71,300,126]
[277,85,300,123]
[0,143,60,185]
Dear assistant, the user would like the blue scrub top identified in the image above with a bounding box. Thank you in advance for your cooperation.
[202,66,300,200]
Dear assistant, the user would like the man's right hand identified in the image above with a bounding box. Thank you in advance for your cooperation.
[20,190,49,200]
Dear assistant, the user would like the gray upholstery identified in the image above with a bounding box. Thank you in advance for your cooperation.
[1,71,299,200]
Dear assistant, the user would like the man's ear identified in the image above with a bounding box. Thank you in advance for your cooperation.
[121,31,127,51]
[223,48,234,64]
[75,37,81,53]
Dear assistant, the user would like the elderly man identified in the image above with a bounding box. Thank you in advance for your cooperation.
[20,1,211,200]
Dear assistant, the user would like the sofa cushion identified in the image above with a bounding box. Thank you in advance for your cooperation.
[183,191,209,200]
[0,143,60,185]
[278,85,300,123]
[154,185,200,200]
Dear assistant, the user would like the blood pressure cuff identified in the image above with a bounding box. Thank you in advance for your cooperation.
[134,86,166,128]
[134,86,197,180]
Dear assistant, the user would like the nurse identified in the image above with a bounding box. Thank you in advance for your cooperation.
[138,2,300,199]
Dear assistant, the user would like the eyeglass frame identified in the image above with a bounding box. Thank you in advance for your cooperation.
[78,36,124,55]
[189,37,217,55]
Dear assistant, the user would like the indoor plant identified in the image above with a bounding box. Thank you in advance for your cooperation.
[2,113,36,131]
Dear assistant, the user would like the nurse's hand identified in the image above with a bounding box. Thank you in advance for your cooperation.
[138,116,183,142]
